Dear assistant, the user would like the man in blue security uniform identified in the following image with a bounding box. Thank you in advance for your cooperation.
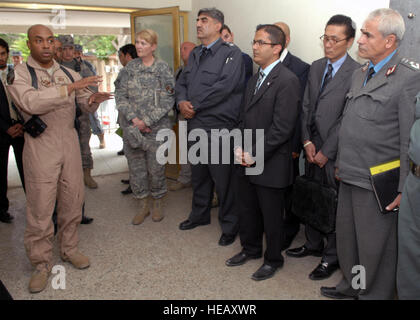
[175,7,245,246]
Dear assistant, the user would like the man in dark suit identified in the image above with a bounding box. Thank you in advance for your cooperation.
[0,38,24,224]
[225,24,300,281]
[286,15,360,280]
[275,21,310,249]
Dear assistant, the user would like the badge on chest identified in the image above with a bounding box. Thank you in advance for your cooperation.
[40,77,53,87]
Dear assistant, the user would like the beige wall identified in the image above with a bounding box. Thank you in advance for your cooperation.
[189,0,390,65]
[9,0,193,11]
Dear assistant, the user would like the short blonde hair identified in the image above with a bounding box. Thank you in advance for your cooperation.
[135,29,158,46]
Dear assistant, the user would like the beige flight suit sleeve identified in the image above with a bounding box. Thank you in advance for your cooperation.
[69,70,100,114]
[7,63,72,116]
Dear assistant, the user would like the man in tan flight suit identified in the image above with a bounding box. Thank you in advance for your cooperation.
[7,24,111,294]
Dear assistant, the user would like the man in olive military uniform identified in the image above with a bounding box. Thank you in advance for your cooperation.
[321,8,420,300]
[175,8,245,246]
[74,44,106,150]
[397,91,420,300]
[11,50,23,67]
[58,35,98,190]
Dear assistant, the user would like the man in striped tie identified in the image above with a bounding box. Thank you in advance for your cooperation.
[286,15,360,281]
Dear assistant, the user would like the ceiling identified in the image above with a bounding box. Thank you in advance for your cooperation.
[0,8,131,35]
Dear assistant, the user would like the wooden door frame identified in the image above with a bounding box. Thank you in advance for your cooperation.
[130,6,188,71]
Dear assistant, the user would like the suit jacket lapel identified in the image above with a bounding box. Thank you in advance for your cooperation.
[320,55,354,98]
[247,63,280,110]
[245,73,258,109]
[315,58,328,94]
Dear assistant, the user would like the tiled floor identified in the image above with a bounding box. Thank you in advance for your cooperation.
[1,132,341,300]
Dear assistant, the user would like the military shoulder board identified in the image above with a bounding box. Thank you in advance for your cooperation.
[223,42,235,48]
[400,58,420,71]
[361,62,369,72]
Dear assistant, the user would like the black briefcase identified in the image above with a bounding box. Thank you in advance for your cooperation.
[292,174,338,234]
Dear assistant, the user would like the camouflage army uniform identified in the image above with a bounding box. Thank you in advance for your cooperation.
[115,58,175,200]
[114,67,126,126]
[61,59,97,169]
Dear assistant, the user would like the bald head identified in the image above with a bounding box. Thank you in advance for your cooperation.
[274,21,290,47]
[26,24,55,68]
[180,41,196,65]
[27,24,53,40]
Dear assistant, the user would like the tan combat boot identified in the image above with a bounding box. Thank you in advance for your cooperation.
[98,133,106,149]
[132,197,150,225]
[29,268,50,294]
[151,198,164,222]
[61,251,90,269]
[84,168,98,189]
[168,181,191,191]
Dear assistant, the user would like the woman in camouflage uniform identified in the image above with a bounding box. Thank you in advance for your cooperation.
[115,29,175,225]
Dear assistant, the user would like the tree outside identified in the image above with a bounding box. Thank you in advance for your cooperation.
[0,33,118,63]
[0,33,30,61]
[73,35,117,61]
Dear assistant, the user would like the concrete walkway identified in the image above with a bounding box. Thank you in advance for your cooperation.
[0,132,341,299]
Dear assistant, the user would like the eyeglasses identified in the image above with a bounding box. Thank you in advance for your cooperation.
[251,40,280,47]
[320,35,349,45]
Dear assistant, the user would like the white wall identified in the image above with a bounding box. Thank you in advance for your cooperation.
[10,0,193,11]
[189,0,390,64]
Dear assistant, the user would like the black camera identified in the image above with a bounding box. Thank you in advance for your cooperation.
[24,115,47,138]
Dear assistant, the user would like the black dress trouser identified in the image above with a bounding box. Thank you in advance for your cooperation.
[187,133,238,236]
[0,136,25,213]
[235,171,286,268]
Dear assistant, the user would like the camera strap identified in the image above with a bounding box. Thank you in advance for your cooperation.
[59,66,82,119]
[27,64,38,89]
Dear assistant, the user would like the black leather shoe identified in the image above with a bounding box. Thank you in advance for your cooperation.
[309,262,339,280]
[0,211,14,224]
[320,287,357,300]
[121,186,132,195]
[286,245,323,258]
[179,219,210,230]
[81,216,94,224]
[121,179,130,184]
[226,252,261,267]
[218,233,236,246]
[117,150,124,156]
[251,264,279,281]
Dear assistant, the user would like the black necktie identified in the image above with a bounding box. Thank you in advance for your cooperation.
[320,63,333,93]
[200,47,209,61]
[254,69,265,95]
[365,67,376,84]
